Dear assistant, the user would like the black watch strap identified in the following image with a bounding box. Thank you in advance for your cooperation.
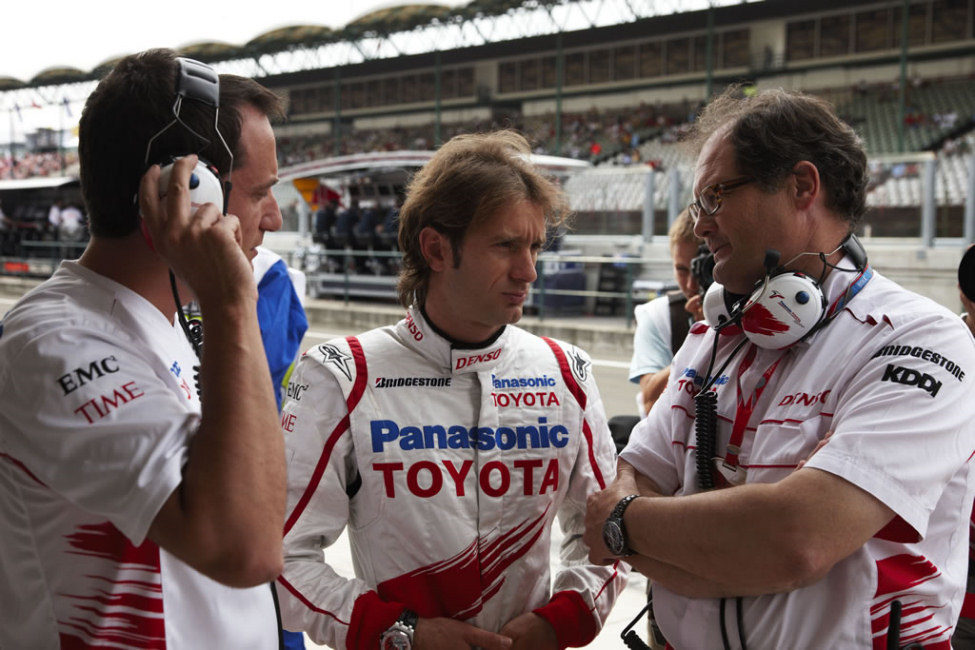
[612,494,640,520]
[399,609,418,629]
[603,494,640,556]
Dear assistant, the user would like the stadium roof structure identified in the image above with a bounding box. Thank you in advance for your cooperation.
[0,77,26,91]
[1,0,744,96]
[30,66,87,86]
[346,4,455,37]
[245,25,339,55]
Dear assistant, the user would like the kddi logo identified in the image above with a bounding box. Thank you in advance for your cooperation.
[881,364,942,397]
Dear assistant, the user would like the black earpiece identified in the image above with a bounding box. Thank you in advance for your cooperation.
[840,233,868,272]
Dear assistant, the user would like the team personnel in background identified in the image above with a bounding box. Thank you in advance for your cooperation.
[585,87,975,648]
[628,209,704,417]
[0,50,286,647]
[253,245,309,407]
[277,130,626,650]
[252,245,309,650]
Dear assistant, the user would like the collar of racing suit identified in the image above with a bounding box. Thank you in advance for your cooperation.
[399,305,510,375]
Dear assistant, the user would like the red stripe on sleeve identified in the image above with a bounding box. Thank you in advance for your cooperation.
[276,576,350,625]
[283,336,368,535]
[542,337,605,489]
[533,590,599,648]
[542,337,587,410]
[346,591,406,650]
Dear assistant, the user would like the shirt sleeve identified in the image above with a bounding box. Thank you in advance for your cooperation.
[620,355,688,497]
[806,313,975,540]
[629,297,674,383]
[536,346,628,648]
[0,327,195,546]
[277,352,403,649]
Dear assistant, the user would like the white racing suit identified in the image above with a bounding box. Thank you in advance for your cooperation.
[277,307,626,649]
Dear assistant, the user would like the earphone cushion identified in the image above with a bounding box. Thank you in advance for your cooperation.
[702,282,732,328]
[157,158,224,213]
[741,272,827,349]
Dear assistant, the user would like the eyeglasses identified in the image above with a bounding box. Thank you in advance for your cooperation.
[688,176,755,222]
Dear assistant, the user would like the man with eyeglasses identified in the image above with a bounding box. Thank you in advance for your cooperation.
[585,86,975,648]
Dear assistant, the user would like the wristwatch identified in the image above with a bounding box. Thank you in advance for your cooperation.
[602,494,640,557]
[380,609,418,650]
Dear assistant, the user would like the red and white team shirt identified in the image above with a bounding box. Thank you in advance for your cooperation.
[0,262,276,649]
[622,260,975,649]
[277,307,625,649]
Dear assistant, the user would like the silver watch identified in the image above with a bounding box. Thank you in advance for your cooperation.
[380,609,417,650]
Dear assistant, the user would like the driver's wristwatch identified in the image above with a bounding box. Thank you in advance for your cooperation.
[602,494,640,557]
[380,609,418,650]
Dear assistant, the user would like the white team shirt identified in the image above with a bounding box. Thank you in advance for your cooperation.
[622,260,975,648]
[0,261,276,649]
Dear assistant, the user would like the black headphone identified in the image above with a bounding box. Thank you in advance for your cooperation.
[702,233,868,350]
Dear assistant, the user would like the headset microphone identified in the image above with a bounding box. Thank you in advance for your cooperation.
[763,249,781,273]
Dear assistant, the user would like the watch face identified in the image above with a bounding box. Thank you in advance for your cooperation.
[603,519,626,556]
[381,630,411,650]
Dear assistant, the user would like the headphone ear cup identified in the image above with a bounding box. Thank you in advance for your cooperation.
[703,282,732,328]
[157,158,224,214]
[740,272,827,349]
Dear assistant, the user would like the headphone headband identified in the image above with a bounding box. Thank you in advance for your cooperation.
[176,57,219,107]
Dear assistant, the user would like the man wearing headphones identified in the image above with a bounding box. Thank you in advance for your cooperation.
[0,50,286,646]
[585,87,975,648]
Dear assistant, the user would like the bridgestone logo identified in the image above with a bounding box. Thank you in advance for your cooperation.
[872,344,965,381]
[375,377,451,388]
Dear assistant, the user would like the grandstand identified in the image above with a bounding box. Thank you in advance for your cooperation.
[1,0,974,307]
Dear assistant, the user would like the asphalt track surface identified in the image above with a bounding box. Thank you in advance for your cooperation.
[0,295,650,648]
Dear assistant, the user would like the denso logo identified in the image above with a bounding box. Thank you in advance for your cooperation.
[777,390,831,407]
[404,312,424,341]
[455,349,501,370]
[370,417,568,452]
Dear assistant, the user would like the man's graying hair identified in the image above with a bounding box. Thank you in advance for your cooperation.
[689,85,868,226]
